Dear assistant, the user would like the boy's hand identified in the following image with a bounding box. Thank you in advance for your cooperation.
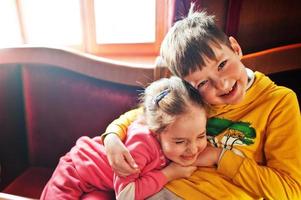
[161,162,197,181]
[194,145,222,167]
[104,133,140,176]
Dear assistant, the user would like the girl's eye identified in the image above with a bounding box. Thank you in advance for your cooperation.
[197,135,206,139]
[218,60,227,71]
[197,80,208,88]
[175,141,185,144]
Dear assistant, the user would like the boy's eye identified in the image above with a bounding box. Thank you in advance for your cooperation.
[218,60,227,71]
[197,80,208,88]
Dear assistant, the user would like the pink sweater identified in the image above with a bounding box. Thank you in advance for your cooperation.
[41,121,168,200]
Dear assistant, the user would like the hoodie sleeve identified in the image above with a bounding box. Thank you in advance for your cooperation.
[218,91,301,199]
[41,136,113,200]
[113,131,168,200]
[101,107,143,142]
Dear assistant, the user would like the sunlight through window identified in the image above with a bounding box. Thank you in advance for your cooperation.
[21,0,82,45]
[0,0,165,56]
[94,0,156,44]
[0,1,22,47]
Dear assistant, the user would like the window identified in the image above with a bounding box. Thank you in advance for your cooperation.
[0,0,168,58]
[20,0,82,46]
[82,0,168,56]
[0,1,22,47]
[94,0,156,44]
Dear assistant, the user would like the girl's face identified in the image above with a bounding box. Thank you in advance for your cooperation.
[157,104,207,166]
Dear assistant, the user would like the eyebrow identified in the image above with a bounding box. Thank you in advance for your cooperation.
[215,52,224,62]
[200,53,222,70]
[199,131,206,136]
[172,131,206,140]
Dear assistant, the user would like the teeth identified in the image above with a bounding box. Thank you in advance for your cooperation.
[220,82,236,96]
[224,87,233,95]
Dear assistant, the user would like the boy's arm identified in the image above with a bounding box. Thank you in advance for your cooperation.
[101,107,143,142]
[218,91,301,199]
[101,107,143,176]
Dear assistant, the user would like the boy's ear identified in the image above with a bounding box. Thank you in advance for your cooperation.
[229,36,243,58]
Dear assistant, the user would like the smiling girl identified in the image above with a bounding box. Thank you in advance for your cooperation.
[41,76,208,200]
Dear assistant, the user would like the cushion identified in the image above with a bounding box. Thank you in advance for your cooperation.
[2,167,53,199]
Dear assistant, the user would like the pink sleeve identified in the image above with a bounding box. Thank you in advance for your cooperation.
[114,132,168,200]
[41,136,113,200]
[40,153,87,199]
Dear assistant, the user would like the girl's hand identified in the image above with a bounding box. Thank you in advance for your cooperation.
[161,162,197,181]
[104,134,140,176]
[194,145,223,167]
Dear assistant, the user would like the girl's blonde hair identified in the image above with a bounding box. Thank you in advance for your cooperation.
[141,76,205,133]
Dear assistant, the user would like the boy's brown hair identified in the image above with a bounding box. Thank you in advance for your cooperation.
[160,11,232,77]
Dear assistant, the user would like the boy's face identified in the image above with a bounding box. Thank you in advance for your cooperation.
[184,37,248,105]
[157,105,207,166]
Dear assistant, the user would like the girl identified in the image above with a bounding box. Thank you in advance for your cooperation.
[41,76,208,200]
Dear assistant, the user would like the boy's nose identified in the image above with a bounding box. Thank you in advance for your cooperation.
[213,78,229,91]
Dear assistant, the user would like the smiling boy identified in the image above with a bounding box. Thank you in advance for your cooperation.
[102,11,301,199]
[183,38,249,105]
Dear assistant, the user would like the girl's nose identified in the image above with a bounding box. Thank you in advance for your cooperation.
[187,142,198,155]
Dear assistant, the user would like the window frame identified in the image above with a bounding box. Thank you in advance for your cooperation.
[80,0,169,57]
[9,0,169,58]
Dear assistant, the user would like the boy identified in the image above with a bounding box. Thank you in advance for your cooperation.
[102,11,301,199]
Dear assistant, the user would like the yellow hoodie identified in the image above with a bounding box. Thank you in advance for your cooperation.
[103,72,301,199]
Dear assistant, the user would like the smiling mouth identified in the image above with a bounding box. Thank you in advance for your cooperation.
[181,155,196,160]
